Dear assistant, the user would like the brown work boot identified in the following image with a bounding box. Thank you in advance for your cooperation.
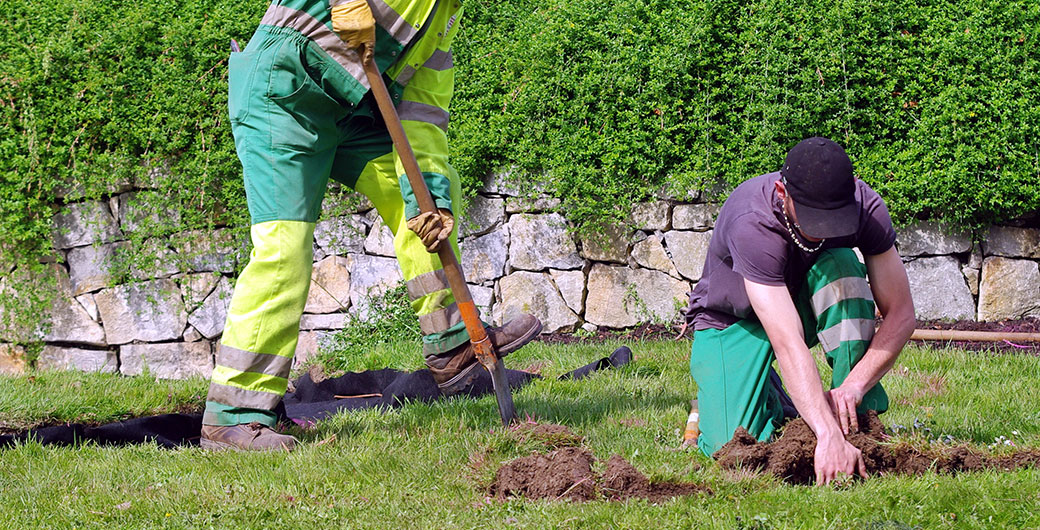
[200,422,298,452]
[426,313,542,395]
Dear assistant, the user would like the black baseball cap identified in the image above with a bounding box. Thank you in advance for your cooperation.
[779,137,859,239]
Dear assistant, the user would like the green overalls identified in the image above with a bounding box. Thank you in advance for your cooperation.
[690,248,889,456]
[204,0,468,427]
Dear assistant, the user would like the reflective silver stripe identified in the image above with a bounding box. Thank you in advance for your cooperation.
[370,0,420,45]
[406,269,450,300]
[418,302,462,334]
[207,382,284,410]
[397,65,418,86]
[397,100,449,131]
[818,319,876,353]
[810,277,874,316]
[260,5,367,88]
[396,51,452,87]
[215,344,294,378]
[424,49,453,71]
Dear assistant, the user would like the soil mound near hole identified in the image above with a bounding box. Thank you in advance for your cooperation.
[490,448,710,502]
[714,411,1040,484]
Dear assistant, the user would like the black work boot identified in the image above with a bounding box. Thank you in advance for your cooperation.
[200,422,298,452]
[425,313,542,396]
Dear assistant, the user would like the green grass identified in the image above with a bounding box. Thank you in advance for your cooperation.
[1,341,1039,529]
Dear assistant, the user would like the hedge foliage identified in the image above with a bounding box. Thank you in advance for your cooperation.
[1,0,1039,275]
[453,0,1040,229]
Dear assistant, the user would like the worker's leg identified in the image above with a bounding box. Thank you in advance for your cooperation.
[690,320,786,457]
[332,100,539,394]
[797,248,888,413]
[203,29,344,432]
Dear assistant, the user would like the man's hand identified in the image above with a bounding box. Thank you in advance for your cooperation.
[407,209,454,252]
[331,0,376,51]
[815,431,868,485]
[825,385,865,434]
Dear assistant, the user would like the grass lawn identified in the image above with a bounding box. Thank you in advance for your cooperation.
[1,340,1038,529]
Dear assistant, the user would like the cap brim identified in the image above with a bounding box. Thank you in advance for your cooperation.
[792,200,859,239]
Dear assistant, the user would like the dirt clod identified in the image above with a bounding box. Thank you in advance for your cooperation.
[714,411,1040,484]
[489,436,710,502]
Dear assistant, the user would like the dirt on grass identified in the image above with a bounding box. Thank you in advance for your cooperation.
[489,423,711,502]
[714,411,1040,485]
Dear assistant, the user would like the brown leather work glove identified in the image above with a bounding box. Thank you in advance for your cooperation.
[331,0,376,51]
[407,208,454,253]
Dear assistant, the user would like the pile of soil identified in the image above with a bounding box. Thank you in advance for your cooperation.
[489,423,710,502]
[714,411,1040,485]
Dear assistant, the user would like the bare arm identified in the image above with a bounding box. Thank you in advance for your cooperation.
[744,279,867,484]
[826,246,916,432]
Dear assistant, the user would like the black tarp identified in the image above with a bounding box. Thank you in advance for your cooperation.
[1,346,632,449]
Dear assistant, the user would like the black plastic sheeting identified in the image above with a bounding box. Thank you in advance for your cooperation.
[0,346,632,449]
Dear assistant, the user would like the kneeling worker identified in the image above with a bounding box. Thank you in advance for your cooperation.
[684,137,915,484]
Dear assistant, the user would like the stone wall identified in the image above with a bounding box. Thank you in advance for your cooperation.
[1,176,1038,377]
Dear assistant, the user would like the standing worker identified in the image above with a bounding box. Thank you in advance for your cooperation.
[684,137,915,484]
[201,0,542,452]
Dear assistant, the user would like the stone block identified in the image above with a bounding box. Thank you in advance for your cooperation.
[130,238,180,280]
[118,191,182,234]
[300,313,349,330]
[579,223,637,265]
[585,264,689,328]
[0,344,26,375]
[180,272,221,312]
[293,330,332,369]
[44,265,107,346]
[75,293,98,321]
[38,346,117,373]
[52,201,122,249]
[187,276,233,339]
[305,255,352,314]
[119,342,213,379]
[461,196,505,237]
[315,215,369,256]
[978,257,1040,321]
[630,202,670,231]
[364,216,396,257]
[905,257,975,321]
[461,228,509,283]
[508,213,583,271]
[67,242,126,296]
[469,284,495,319]
[631,235,680,277]
[962,266,980,297]
[171,228,246,274]
[897,221,972,257]
[665,230,712,281]
[983,226,1040,259]
[95,279,187,344]
[494,271,579,332]
[672,203,720,231]
[348,254,403,318]
[550,269,586,314]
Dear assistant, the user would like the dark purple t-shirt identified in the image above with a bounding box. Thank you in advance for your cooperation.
[686,172,897,331]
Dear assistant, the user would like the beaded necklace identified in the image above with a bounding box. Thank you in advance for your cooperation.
[781,203,825,253]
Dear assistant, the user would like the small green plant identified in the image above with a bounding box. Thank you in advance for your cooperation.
[314,283,422,372]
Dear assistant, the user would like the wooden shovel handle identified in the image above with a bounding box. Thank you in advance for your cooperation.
[360,47,494,361]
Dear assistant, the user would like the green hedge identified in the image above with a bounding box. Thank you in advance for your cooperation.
[2,0,1039,273]
[453,0,1040,229]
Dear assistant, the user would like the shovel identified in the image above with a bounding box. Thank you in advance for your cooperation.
[360,47,518,426]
